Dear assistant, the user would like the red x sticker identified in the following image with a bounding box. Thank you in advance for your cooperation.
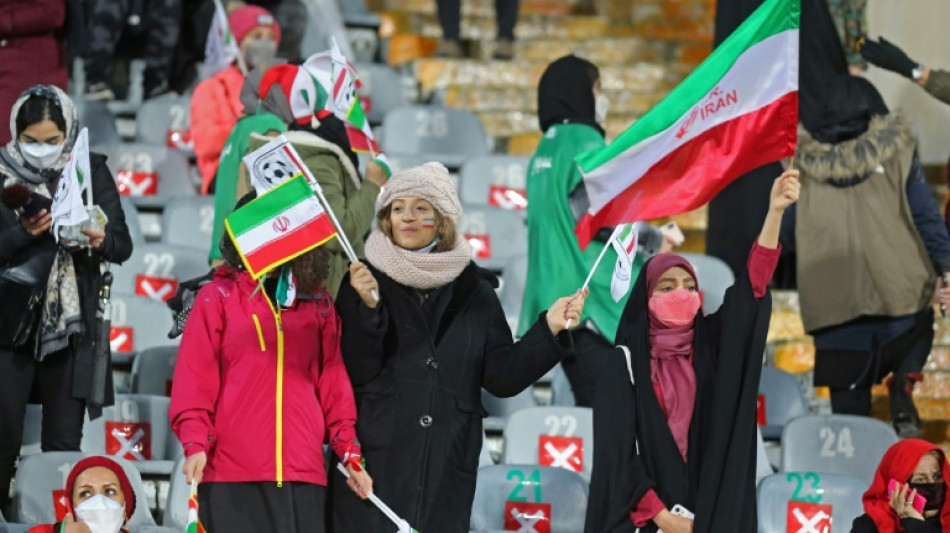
[786,501,832,533]
[166,129,194,150]
[757,393,767,426]
[52,489,70,521]
[504,501,551,533]
[538,435,584,473]
[465,234,492,259]
[135,274,179,302]
[116,169,159,196]
[109,326,134,352]
[106,421,152,461]
[489,185,528,211]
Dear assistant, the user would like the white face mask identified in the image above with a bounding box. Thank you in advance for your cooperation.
[595,93,610,124]
[20,142,64,170]
[74,494,126,533]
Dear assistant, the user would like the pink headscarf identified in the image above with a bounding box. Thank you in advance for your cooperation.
[645,254,701,461]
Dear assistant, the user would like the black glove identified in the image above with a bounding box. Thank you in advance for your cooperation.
[860,36,918,79]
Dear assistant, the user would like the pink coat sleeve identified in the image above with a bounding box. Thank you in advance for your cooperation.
[315,296,361,460]
[630,489,666,527]
[0,0,65,37]
[190,73,239,186]
[747,240,781,300]
[169,286,224,457]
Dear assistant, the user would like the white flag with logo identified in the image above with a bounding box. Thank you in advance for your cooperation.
[51,128,91,241]
[243,134,323,195]
[204,0,241,76]
[609,222,639,302]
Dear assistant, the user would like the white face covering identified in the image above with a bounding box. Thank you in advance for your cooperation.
[20,142,65,170]
[244,38,278,69]
[595,93,610,124]
[74,494,126,533]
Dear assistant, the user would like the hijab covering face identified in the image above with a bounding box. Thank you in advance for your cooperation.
[864,439,950,533]
[644,254,701,460]
[537,55,604,136]
[3,85,79,183]
[65,456,137,520]
[806,75,889,144]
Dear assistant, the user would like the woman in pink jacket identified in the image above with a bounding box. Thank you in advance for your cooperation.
[169,193,372,532]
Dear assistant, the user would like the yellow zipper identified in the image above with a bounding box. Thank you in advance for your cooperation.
[261,291,285,487]
[251,314,266,351]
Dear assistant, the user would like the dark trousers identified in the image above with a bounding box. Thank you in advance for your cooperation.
[0,348,85,513]
[435,0,519,41]
[561,328,613,408]
[200,481,326,533]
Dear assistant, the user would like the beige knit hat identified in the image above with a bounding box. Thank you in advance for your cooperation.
[377,162,463,223]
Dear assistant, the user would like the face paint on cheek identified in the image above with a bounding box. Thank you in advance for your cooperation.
[421,218,436,229]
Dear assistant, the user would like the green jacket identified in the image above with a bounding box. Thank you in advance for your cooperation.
[248,130,380,297]
[208,113,286,264]
[518,123,644,343]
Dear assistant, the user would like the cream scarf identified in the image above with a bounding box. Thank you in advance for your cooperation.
[364,230,472,290]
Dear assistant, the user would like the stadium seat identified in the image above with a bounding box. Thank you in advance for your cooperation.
[470,465,588,533]
[550,365,575,407]
[502,407,594,481]
[756,427,774,484]
[76,99,120,148]
[94,143,196,208]
[134,95,193,155]
[355,63,408,125]
[381,106,490,168]
[459,155,530,215]
[120,196,146,245]
[758,366,809,440]
[757,472,866,533]
[131,346,178,396]
[11,452,177,531]
[80,394,181,476]
[479,433,495,468]
[679,253,735,314]
[781,414,898,484]
[110,243,209,304]
[0,511,30,533]
[499,254,529,334]
[459,206,527,272]
[162,457,189,529]
[161,196,215,250]
[19,404,42,457]
[482,388,537,433]
[104,292,178,365]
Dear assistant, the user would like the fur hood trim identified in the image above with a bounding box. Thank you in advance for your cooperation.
[795,113,914,182]
[249,130,361,189]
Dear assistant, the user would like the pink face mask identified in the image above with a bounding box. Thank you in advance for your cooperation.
[649,288,701,327]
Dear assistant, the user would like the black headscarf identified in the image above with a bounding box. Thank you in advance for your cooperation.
[537,55,604,137]
[585,256,772,532]
[805,75,889,144]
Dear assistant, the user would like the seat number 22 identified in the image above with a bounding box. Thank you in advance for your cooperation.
[819,426,855,458]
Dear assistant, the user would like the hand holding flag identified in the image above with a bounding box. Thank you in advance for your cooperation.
[336,463,418,533]
[185,480,206,533]
[51,128,94,245]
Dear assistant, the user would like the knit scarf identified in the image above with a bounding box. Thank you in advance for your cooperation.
[364,230,472,290]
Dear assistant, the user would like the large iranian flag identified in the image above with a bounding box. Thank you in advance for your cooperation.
[575,0,799,247]
[225,175,337,278]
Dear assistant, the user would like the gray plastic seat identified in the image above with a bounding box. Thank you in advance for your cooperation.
[781,414,898,484]
[499,254,528,334]
[104,292,177,365]
[94,143,196,208]
[479,433,494,468]
[110,243,209,303]
[679,253,735,314]
[502,407,594,481]
[131,346,178,396]
[459,206,527,272]
[163,456,189,529]
[381,106,489,168]
[459,155,530,214]
[134,95,193,154]
[756,427,774,485]
[355,63,407,125]
[11,451,177,531]
[759,366,809,440]
[76,99,120,147]
[550,365,575,407]
[19,404,42,458]
[161,196,215,251]
[119,196,145,245]
[471,465,588,533]
[757,471,866,533]
[80,394,182,476]
[482,388,537,433]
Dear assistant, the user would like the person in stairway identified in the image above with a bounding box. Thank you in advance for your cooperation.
[520,55,675,408]
[170,191,372,533]
[851,439,950,533]
[779,74,950,437]
[585,168,796,533]
[330,162,587,532]
[27,456,135,533]
[82,0,183,101]
[434,0,519,59]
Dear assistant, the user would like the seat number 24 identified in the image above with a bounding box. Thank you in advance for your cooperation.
[819,427,855,458]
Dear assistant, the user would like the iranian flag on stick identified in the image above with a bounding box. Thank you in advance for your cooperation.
[225,175,337,279]
[574,0,799,248]
[185,481,206,533]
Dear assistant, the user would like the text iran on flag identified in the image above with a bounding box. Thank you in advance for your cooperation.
[225,176,337,278]
[574,0,799,247]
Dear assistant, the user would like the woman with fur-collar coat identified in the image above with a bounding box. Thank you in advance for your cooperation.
[780,75,950,435]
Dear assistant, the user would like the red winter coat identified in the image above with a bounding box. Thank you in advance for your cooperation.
[169,266,360,486]
[0,0,68,145]
[190,66,244,193]
[28,526,129,533]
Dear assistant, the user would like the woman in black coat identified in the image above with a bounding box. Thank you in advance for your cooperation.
[330,162,586,532]
[0,85,133,512]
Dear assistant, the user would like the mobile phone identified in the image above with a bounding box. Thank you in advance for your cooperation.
[888,479,926,514]
[670,504,694,519]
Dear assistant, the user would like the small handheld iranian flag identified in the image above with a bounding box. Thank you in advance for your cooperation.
[204,0,245,76]
[185,480,206,533]
[225,175,338,278]
[609,222,640,302]
[259,64,329,127]
[574,0,799,247]
[51,128,91,241]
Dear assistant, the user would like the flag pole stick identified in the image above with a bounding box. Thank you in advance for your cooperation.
[311,185,378,303]
[336,463,408,528]
[214,0,248,75]
[564,239,612,329]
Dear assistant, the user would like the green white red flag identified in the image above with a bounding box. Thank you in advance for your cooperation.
[185,481,206,533]
[259,64,329,127]
[51,127,91,241]
[225,175,337,278]
[574,0,799,247]
[609,222,639,302]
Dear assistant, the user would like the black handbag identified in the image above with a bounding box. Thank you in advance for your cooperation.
[0,241,57,349]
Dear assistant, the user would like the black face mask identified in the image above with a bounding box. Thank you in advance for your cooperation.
[908,481,946,512]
